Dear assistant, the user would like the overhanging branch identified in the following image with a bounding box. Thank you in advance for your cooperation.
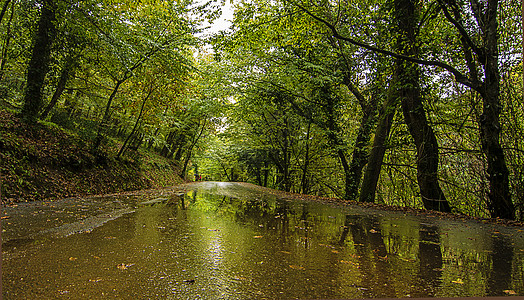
[290,1,483,93]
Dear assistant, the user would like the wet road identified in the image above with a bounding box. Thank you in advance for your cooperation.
[2,182,523,299]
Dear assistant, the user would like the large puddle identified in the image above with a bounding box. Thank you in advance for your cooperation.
[2,182,523,299]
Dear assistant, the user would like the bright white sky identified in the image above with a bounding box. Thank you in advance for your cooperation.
[199,0,235,35]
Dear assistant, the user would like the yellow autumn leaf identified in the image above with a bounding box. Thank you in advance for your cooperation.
[452,278,464,284]
[289,265,305,270]
[503,290,517,295]
[117,263,135,270]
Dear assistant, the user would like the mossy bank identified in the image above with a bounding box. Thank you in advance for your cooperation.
[0,109,185,204]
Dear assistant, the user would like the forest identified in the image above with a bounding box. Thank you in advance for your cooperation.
[0,0,522,221]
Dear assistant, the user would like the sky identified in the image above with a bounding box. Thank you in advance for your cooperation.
[199,0,235,36]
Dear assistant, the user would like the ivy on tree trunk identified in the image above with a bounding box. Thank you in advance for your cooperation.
[21,0,57,123]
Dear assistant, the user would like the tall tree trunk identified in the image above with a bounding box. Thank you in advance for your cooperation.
[0,0,14,82]
[282,118,291,192]
[91,41,158,152]
[335,40,382,201]
[322,88,353,200]
[0,0,11,25]
[479,0,513,219]
[396,0,451,212]
[359,95,398,203]
[181,119,207,178]
[41,56,76,119]
[173,135,187,160]
[116,86,153,158]
[301,121,312,194]
[92,78,124,151]
[21,0,57,122]
[345,95,379,200]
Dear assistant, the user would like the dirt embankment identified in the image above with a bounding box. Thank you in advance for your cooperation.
[0,109,184,204]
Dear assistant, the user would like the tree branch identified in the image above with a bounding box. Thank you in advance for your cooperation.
[437,0,485,62]
[291,1,482,93]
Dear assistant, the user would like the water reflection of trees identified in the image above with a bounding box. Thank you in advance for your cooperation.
[487,236,513,296]
[174,187,522,297]
[416,224,443,296]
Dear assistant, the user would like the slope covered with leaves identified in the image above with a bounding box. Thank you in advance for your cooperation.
[0,109,184,204]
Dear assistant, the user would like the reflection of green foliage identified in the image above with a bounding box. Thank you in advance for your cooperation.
[181,184,524,297]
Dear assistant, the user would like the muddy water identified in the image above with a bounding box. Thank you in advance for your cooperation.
[2,182,523,299]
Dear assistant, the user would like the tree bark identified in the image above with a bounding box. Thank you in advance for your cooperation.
[345,95,378,200]
[116,86,153,158]
[92,78,124,151]
[0,0,14,82]
[477,0,513,219]
[396,0,451,212]
[295,0,514,219]
[300,121,312,194]
[21,0,57,122]
[181,119,207,178]
[0,0,11,26]
[40,56,76,119]
[359,95,398,203]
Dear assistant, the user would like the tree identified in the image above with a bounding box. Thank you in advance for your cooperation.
[291,0,515,218]
[21,0,58,122]
[395,0,451,212]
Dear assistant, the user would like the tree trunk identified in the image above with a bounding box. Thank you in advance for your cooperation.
[0,0,11,25]
[181,119,207,178]
[322,88,353,200]
[116,87,152,158]
[21,0,57,122]
[92,79,124,151]
[345,95,379,200]
[300,122,312,194]
[0,0,14,82]
[359,95,398,203]
[479,0,514,219]
[41,56,76,119]
[396,0,451,212]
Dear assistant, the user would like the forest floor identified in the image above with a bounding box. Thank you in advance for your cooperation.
[0,108,185,205]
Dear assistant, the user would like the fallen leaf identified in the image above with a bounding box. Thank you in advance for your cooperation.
[69,257,77,261]
[279,251,291,254]
[289,265,305,270]
[369,229,379,233]
[331,250,340,254]
[232,276,247,281]
[340,260,359,267]
[452,278,464,284]
[503,290,517,295]
[253,236,263,238]
[117,263,135,270]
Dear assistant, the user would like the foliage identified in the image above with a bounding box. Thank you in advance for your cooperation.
[0,0,522,220]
